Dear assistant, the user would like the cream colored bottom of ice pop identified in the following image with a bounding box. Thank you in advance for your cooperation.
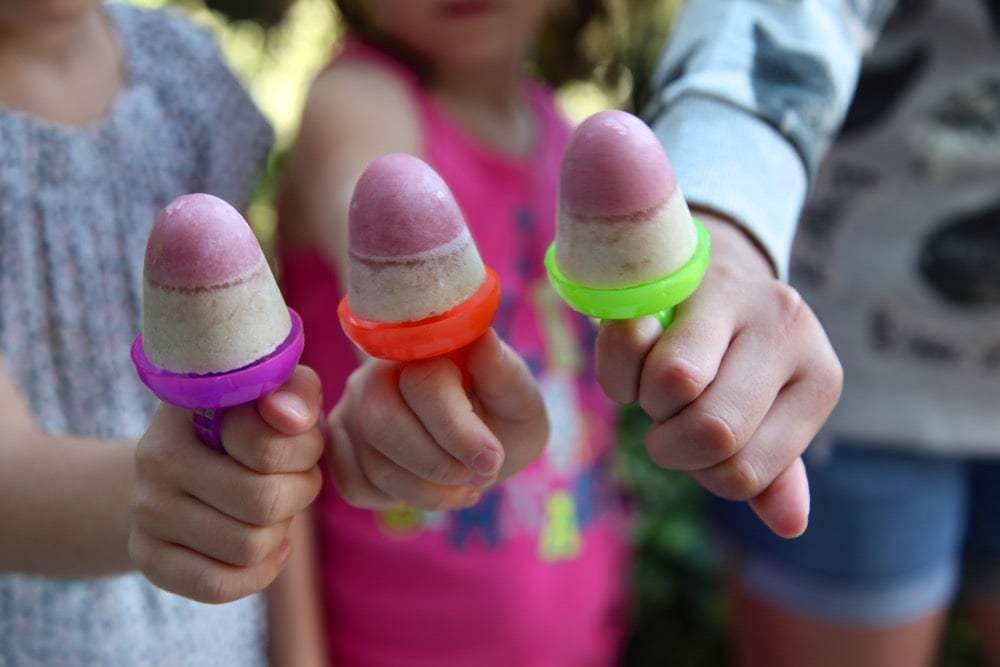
[556,195,698,290]
[348,242,486,324]
[142,265,292,375]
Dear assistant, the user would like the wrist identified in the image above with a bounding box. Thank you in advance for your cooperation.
[692,207,778,279]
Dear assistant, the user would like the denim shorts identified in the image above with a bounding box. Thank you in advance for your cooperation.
[711,442,1000,625]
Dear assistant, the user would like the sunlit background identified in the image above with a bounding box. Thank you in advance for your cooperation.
[126,0,333,143]
[122,0,677,250]
[124,0,670,143]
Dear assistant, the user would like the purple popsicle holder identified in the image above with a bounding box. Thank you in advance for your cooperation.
[131,308,304,452]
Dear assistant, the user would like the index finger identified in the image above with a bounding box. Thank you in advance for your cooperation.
[594,315,663,405]
[398,356,505,481]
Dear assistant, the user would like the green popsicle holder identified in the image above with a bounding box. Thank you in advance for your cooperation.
[544,217,711,328]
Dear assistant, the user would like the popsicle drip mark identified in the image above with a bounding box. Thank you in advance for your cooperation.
[347,237,486,324]
[556,195,698,289]
[558,197,670,224]
[348,228,475,265]
[144,263,265,294]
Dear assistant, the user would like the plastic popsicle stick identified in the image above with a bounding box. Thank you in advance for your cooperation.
[545,217,710,327]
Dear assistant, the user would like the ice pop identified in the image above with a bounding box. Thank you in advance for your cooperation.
[131,193,304,449]
[338,153,499,363]
[545,109,710,325]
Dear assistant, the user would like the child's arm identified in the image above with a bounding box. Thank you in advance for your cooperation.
[591,0,892,538]
[267,506,330,667]
[278,57,423,284]
[128,365,325,603]
[0,358,325,595]
[282,62,548,511]
[0,358,138,576]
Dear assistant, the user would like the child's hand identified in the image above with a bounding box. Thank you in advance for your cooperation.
[327,329,549,512]
[595,214,843,539]
[128,365,325,603]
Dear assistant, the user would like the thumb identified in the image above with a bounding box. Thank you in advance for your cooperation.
[465,329,543,421]
[464,329,549,477]
[747,457,810,539]
[256,364,323,436]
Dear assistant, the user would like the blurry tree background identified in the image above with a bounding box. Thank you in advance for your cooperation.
[119,1,986,664]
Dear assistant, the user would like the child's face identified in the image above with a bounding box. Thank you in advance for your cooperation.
[0,0,101,30]
[367,0,554,72]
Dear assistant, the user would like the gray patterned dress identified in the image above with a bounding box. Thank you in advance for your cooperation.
[0,3,274,665]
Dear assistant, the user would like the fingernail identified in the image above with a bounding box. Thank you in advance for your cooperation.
[272,391,308,421]
[472,449,500,476]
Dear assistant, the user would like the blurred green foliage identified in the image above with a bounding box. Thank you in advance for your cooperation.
[615,404,729,665]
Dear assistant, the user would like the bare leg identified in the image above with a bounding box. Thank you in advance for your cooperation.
[965,599,1000,666]
[726,579,947,667]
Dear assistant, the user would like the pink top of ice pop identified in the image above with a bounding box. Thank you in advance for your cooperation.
[560,109,678,220]
[144,193,263,289]
[349,153,467,262]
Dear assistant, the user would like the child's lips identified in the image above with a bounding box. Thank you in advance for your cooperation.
[438,0,497,19]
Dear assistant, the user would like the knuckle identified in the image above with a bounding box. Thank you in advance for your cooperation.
[598,373,635,406]
[135,437,171,473]
[230,528,273,567]
[193,565,237,605]
[302,467,323,504]
[126,531,151,571]
[253,437,290,474]
[355,400,388,448]
[399,358,451,394]
[342,367,365,398]
[327,455,376,509]
[706,457,765,501]
[639,357,710,417]
[333,475,394,511]
[770,282,808,335]
[332,475,367,507]
[339,489,365,508]
[364,460,400,497]
[128,483,155,517]
[422,456,464,486]
[248,477,285,525]
[803,334,845,409]
[686,410,743,462]
[816,369,844,410]
[822,354,845,401]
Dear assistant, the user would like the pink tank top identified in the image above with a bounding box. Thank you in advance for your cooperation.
[280,40,632,667]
